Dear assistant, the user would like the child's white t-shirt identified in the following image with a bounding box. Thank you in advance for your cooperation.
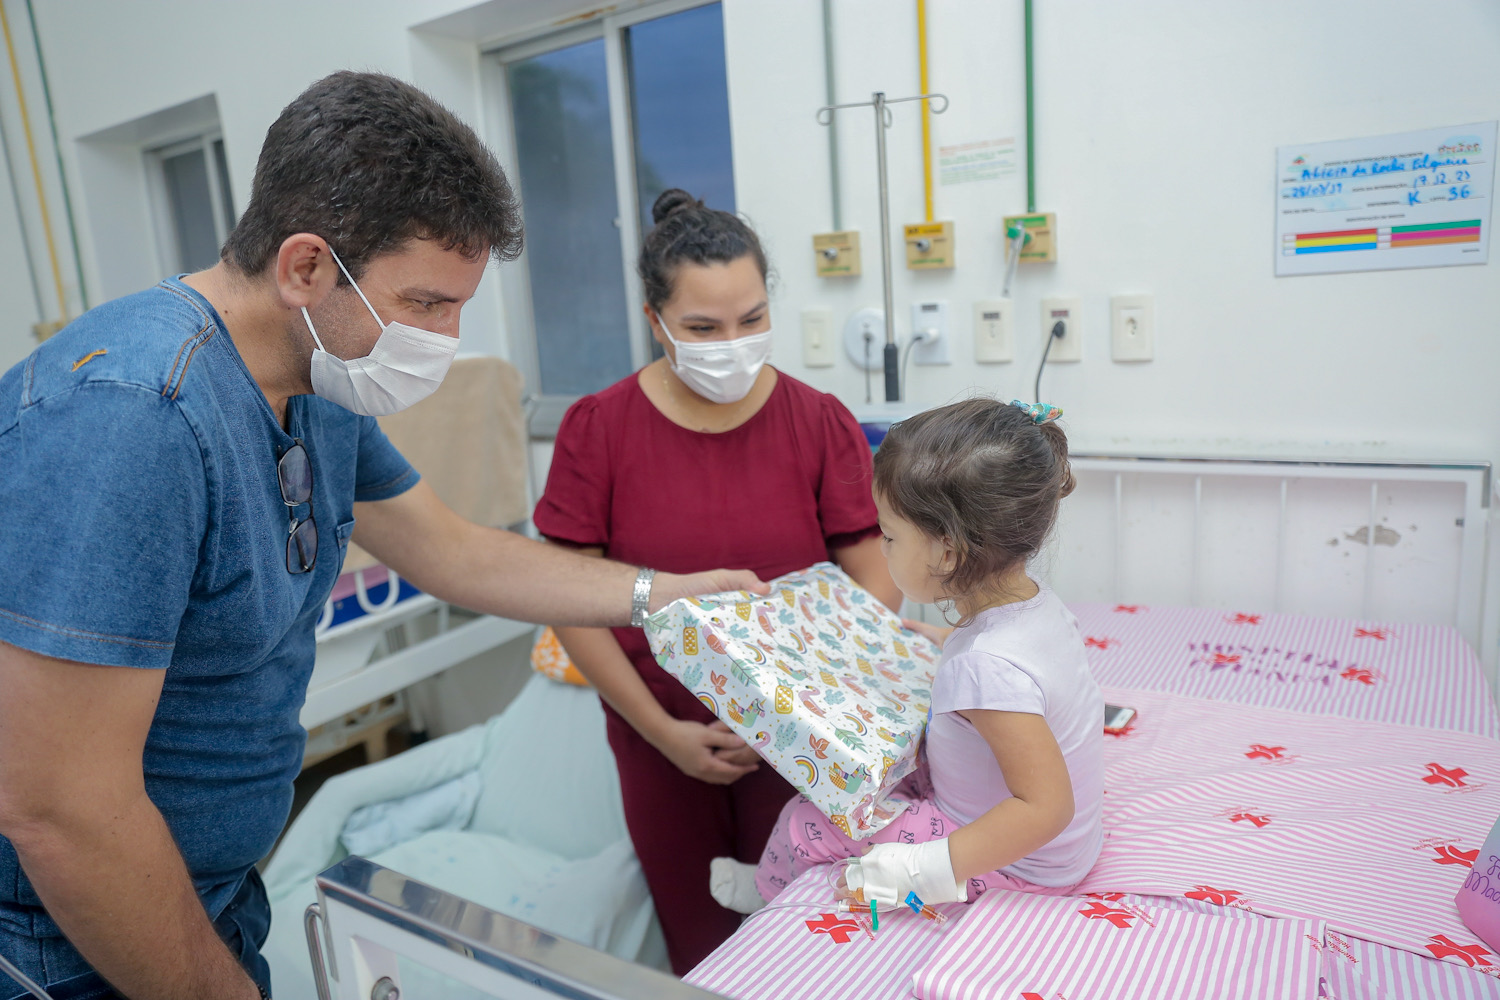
[925,582,1104,887]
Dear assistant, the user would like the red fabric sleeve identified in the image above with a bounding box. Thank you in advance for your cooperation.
[533,395,612,549]
[815,392,882,551]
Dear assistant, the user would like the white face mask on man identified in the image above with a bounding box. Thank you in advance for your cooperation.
[301,247,458,417]
[656,313,773,405]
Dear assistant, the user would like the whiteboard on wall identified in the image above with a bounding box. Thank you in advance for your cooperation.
[1275,121,1496,276]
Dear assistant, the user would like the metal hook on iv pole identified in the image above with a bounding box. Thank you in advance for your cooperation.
[817,91,949,403]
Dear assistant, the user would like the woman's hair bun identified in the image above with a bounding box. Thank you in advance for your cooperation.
[651,188,703,225]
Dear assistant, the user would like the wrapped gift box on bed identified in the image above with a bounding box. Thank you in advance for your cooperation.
[645,563,939,839]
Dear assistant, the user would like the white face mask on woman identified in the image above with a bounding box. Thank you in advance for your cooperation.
[301,247,459,417]
[656,313,773,405]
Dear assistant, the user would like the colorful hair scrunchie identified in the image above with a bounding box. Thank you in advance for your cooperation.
[1009,400,1063,425]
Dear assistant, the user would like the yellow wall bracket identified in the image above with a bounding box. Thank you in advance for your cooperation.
[904,221,955,269]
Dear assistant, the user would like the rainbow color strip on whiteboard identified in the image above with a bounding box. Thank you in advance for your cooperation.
[1390,219,1482,248]
[1284,219,1484,255]
[1289,227,1378,253]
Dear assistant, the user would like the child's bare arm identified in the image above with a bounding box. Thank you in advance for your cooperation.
[946,709,1075,882]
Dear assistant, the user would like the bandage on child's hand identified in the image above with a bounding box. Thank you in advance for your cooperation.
[841,839,967,909]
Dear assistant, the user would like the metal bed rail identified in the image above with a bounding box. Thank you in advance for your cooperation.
[307,857,724,1000]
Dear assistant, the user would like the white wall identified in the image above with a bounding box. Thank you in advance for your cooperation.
[726,0,1500,467]
[7,0,1496,456]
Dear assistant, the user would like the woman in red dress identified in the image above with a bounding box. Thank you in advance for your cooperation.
[534,189,900,973]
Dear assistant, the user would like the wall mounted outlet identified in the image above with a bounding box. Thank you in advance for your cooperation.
[1040,296,1082,362]
[1111,294,1155,361]
[843,307,892,370]
[801,306,835,367]
[973,299,1013,363]
[909,300,950,364]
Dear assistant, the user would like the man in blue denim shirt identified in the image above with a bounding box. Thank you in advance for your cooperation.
[0,72,762,1000]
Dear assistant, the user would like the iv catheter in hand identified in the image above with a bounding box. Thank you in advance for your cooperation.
[829,858,949,925]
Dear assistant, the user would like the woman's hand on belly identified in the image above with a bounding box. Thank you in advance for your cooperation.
[652,718,760,785]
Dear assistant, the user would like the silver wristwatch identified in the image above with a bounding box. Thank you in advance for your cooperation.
[630,567,657,627]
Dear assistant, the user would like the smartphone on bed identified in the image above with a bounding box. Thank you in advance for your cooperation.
[1103,704,1137,734]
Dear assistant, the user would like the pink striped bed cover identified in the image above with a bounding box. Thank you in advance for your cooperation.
[685,610,1500,1000]
[1072,603,1498,738]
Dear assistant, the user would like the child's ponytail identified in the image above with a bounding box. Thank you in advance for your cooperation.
[1037,420,1077,500]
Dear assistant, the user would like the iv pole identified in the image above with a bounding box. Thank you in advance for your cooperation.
[818,90,948,403]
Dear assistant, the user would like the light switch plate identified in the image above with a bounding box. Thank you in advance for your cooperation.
[1040,296,1082,363]
[1111,294,1154,362]
[801,306,835,367]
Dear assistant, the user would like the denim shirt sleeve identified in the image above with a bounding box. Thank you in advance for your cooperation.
[0,383,207,669]
[352,415,419,502]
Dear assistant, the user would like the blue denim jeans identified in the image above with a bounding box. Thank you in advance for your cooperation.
[0,869,272,1000]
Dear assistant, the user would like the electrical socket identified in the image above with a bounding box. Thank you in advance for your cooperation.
[1111,294,1154,362]
[1040,296,1082,363]
[843,307,892,370]
[973,299,1013,363]
[909,300,950,365]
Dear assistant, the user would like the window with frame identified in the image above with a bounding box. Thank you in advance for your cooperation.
[493,0,735,434]
[148,133,235,275]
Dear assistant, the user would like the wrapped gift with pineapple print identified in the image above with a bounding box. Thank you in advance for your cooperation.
[644,562,939,839]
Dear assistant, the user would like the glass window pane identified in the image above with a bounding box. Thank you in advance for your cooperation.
[508,39,633,397]
[212,138,236,235]
[626,3,736,231]
[161,147,220,272]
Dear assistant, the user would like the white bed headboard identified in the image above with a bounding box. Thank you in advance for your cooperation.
[1034,455,1494,687]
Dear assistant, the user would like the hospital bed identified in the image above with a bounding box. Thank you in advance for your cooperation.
[687,604,1500,1000]
[686,455,1500,1000]
[276,451,1500,998]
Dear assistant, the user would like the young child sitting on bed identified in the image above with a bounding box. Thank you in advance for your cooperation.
[710,397,1104,912]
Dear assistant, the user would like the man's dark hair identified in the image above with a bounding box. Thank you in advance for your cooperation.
[222,71,522,280]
